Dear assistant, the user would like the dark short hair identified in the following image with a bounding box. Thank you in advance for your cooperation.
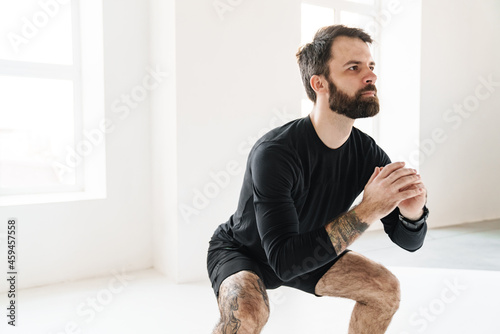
[296,25,373,102]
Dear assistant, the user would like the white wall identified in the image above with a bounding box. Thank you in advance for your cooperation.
[0,0,153,292]
[150,0,178,280]
[420,0,500,227]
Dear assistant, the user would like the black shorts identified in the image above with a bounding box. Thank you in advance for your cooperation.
[207,229,350,297]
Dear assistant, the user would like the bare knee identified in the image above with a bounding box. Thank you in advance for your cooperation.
[236,293,270,329]
[370,266,401,314]
[215,271,269,333]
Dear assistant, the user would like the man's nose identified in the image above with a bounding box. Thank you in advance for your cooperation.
[364,69,377,85]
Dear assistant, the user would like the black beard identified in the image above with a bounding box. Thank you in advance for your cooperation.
[328,80,380,119]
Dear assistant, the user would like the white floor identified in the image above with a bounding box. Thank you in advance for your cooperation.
[1,266,499,334]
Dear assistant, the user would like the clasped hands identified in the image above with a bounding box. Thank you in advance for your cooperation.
[356,161,427,224]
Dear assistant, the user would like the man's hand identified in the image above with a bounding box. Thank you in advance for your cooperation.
[325,161,427,255]
[356,162,426,223]
[398,179,427,220]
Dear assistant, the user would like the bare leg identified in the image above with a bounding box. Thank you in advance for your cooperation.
[212,271,270,334]
[315,252,401,334]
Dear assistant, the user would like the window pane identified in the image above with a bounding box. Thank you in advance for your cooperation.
[346,0,375,5]
[354,118,374,137]
[301,98,314,117]
[0,76,76,188]
[301,3,334,45]
[340,11,374,30]
[301,4,334,116]
[0,0,73,65]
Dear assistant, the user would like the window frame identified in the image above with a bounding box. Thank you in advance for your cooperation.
[0,0,106,206]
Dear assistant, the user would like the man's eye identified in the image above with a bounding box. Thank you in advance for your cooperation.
[348,66,358,71]
[370,66,375,71]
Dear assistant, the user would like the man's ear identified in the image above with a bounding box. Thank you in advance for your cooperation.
[310,75,329,96]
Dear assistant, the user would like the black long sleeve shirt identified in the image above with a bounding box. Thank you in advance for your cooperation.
[216,116,427,281]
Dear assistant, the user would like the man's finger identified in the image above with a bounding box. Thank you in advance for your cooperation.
[366,167,381,185]
[378,161,405,179]
[386,168,418,185]
[397,187,424,201]
[392,174,421,192]
[399,181,424,192]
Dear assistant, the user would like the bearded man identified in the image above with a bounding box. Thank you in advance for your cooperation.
[207,25,429,334]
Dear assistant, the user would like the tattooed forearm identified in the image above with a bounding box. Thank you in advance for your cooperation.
[326,209,370,254]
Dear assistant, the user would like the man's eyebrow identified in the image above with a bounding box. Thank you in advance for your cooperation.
[343,60,376,67]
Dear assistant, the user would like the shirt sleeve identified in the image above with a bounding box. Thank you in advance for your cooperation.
[381,207,427,251]
[251,143,337,281]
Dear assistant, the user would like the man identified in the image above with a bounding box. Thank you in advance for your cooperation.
[207,25,429,333]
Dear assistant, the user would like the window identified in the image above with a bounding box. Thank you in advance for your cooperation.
[300,0,380,138]
[0,0,105,205]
